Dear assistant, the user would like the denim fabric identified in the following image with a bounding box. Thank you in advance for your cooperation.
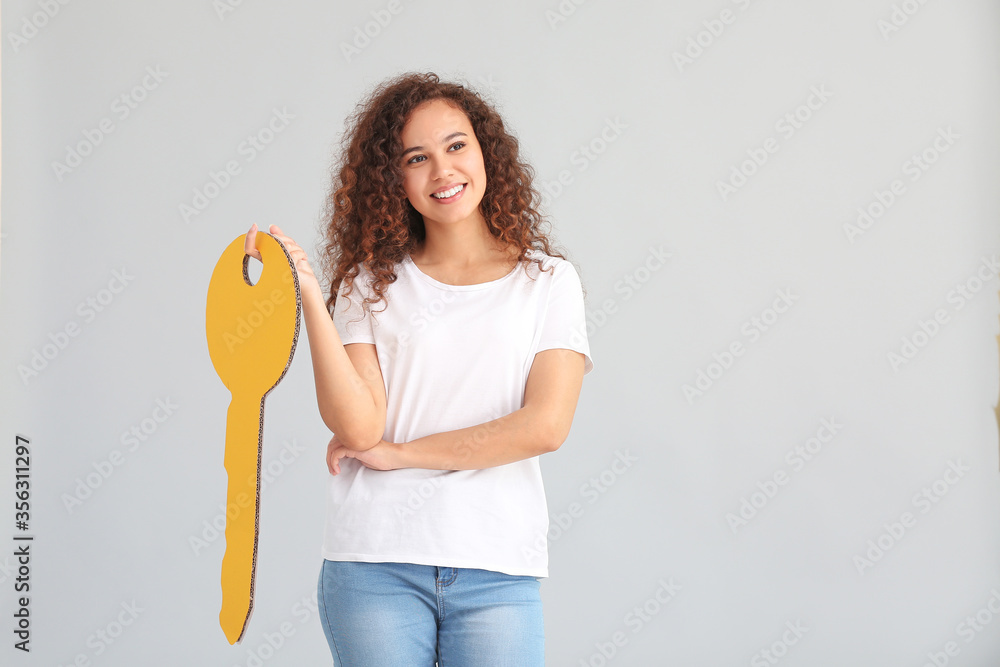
[317,559,544,666]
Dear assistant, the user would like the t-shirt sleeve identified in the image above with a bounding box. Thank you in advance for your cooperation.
[536,260,594,375]
[331,271,375,345]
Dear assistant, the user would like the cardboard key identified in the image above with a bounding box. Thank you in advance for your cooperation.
[205,232,300,644]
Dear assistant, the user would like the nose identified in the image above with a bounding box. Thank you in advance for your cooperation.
[429,152,455,180]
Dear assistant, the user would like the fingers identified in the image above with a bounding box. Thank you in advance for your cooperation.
[246,224,315,278]
[327,441,346,476]
[269,228,300,253]
[330,451,343,476]
[244,224,262,261]
[267,225,289,244]
[246,223,294,253]
[267,229,317,279]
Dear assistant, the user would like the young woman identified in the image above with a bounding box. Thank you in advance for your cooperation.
[245,72,593,666]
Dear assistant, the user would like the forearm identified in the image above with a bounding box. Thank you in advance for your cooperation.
[300,284,380,450]
[391,407,554,471]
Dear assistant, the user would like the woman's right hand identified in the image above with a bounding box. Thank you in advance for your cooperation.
[244,223,322,297]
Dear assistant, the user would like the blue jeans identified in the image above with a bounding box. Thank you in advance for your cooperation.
[317,559,545,666]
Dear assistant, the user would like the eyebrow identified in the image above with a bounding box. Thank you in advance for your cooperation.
[401,132,468,158]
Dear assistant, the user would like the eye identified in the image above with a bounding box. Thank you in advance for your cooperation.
[405,142,465,165]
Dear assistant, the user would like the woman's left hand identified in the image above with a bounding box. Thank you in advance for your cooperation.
[327,435,398,475]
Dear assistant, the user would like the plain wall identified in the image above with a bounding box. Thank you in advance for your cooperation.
[2,0,999,664]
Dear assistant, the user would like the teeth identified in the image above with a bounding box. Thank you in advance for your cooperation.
[432,184,463,199]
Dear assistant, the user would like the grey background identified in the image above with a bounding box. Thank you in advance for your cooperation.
[2,0,1000,664]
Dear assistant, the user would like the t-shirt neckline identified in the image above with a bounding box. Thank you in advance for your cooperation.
[403,252,527,291]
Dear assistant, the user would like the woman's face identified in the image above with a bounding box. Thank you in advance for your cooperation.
[398,99,488,231]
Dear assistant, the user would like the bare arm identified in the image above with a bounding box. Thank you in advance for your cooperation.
[248,224,386,451]
[383,348,586,471]
[301,286,386,451]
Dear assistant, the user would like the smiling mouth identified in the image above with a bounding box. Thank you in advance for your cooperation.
[430,184,466,200]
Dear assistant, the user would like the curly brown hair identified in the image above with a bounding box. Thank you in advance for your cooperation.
[316,71,583,322]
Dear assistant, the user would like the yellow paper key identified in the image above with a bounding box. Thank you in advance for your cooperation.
[205,231,300,644]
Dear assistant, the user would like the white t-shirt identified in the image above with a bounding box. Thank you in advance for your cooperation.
[322,248,594,578]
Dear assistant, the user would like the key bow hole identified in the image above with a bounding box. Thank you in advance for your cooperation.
[243,253,263,287]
